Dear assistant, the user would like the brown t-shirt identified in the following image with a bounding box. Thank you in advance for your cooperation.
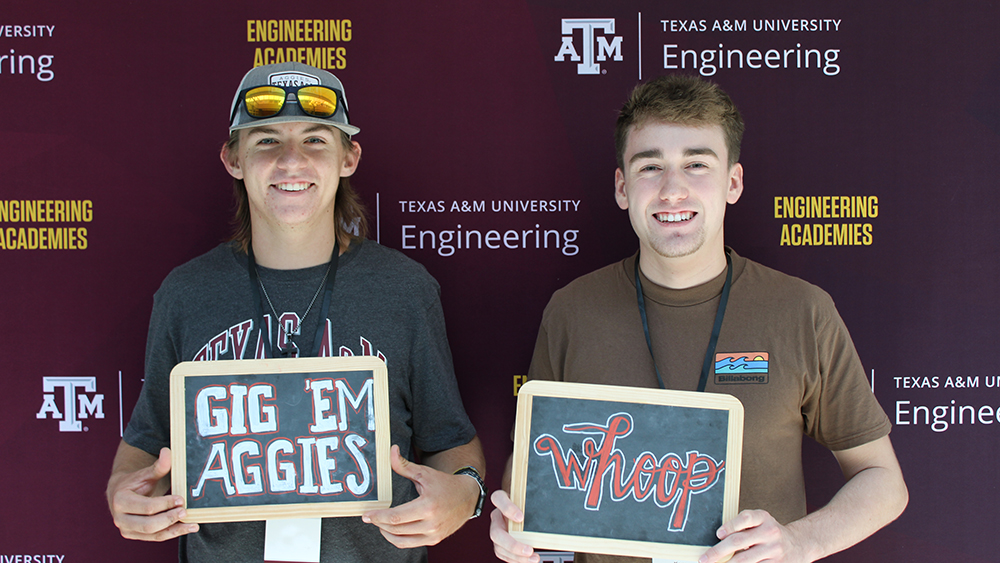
[527,250,891,563]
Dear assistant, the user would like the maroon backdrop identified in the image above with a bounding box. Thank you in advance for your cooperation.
[2,0,998,561]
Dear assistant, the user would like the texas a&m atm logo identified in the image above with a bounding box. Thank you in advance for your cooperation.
[36,376,105,432]
[554,18,623,75]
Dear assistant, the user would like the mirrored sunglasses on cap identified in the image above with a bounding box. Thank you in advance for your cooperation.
[230,84,349,123]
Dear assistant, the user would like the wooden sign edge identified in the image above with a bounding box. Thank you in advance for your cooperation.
[508,380,744,561]
[169,356,392,523]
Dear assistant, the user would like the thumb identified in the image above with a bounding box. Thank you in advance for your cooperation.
[388,444,423,482]
[149,447,173,480]
[491,489,523,522]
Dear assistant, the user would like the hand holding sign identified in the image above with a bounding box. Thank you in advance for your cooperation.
[107,444,200,541]
[698,509,803,563]
[363,441,483,548]
[490,489,539,563]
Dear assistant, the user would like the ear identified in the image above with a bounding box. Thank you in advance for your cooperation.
[614,168,629,210]
[726,162,744,204]
[220,142,243,180]
[341,140,362,177]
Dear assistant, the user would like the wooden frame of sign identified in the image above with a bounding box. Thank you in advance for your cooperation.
[169,356,392,523]
[509,380,744,561]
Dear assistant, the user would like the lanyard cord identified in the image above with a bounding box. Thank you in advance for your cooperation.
[634,249,732,392]
[247,243,339,358]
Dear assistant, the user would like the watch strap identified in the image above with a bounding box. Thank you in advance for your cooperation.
[453,466,487,518]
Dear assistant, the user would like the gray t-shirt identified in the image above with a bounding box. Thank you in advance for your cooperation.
[124,240,476,563]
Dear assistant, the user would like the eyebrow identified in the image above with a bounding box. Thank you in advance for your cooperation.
[684,147,719,159]
[302,124,338,135]
[628,146,720,165]
[628,149,662,164]
[245,126,280,137]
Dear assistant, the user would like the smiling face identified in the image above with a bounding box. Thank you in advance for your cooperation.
[615,120,743,286]
[221,121,360,245]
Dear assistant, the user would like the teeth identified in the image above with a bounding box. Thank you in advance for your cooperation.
[656,212,693,223]
[276,182,310,192]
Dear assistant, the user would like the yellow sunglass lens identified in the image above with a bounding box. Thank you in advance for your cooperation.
[245,87,286,117]
[297,86,337,117]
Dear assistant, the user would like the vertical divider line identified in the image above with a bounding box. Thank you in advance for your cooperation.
[638,12,643,81]
[118,370,124,437]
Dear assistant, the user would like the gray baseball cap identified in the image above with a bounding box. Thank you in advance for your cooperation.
[228,62,360,136]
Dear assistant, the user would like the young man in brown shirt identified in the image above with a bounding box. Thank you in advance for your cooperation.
[490,75,907,563]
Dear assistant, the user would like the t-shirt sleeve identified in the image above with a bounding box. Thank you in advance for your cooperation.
[526,322,557,382]
[527,289,574,383]
[407,287,477,454]
[122,287,180,456]
[801,291,891,451]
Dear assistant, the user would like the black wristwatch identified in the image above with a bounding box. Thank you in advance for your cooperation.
[453,466,487,518]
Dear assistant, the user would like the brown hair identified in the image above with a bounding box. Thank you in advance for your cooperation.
[615,75,744,169]
[223,129,369,252]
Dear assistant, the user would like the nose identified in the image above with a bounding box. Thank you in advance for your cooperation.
[276,142,307,170]
[658,168,689,201]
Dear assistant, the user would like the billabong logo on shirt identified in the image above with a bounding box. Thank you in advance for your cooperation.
[714,352,769,384]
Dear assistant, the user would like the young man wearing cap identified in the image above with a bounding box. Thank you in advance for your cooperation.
[106,62,486,562]
[489,75,907,563]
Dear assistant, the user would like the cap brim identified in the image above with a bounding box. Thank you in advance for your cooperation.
[230,114,360,136]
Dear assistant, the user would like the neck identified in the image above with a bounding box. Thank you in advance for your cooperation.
[638,246,728,289]
[251,228,341,269]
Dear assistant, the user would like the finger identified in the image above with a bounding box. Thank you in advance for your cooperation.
[703,511,765,563]
[704,514,779,563]
[113,488,186,518]
[115,505,199,541]
[131,447,172,485]
[363,497,429,530]
[387,444,427,485]
[490,507,538,563]
[363,501,439,549]
[122,519,199,542]
[376,527,434,550]
[361,446,425,527]
[717,509,765,539]
[698,538,737,563]
[150,447,172,480]
[703,526,768,563]
[491,489,524,522]
[121,448,174,499]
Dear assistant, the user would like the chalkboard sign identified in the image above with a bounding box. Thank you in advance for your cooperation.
[169,357,391,523]
[509,381,743,561]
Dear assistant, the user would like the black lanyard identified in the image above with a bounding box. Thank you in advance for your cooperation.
[634,249,732,393]
[247,244,339,358]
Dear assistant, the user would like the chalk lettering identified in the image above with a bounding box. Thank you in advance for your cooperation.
[533,413,725,532]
